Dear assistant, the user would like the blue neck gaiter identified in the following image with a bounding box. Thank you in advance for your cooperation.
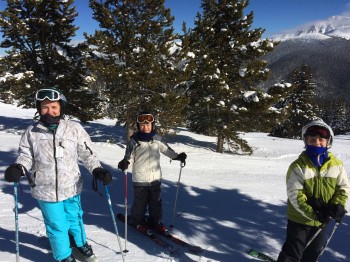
[305,145,328,168]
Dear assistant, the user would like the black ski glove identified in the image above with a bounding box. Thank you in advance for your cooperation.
[5,164,26,182]
[307,196,327,211]
[118,159,129,171]
[307,197,330,224]
[315,209,331,224]
[173,152,187,164]
[92,167,112,185]
[328,204,346,222]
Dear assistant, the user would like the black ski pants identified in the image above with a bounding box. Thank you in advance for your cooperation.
[130,181,162,226]
[277,219,327,262]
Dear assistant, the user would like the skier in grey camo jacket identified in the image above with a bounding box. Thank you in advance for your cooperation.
[4,87,112,262]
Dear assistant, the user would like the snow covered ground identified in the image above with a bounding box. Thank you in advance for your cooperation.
[0,101,349,262]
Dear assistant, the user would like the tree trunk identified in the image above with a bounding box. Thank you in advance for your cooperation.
[126,123,134,142]
[216,134,224,153]
[125,102,135,143]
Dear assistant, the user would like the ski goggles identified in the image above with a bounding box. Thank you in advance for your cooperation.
[137,114,154,124]
[35,89,65,101]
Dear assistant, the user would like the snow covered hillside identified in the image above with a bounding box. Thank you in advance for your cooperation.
[1,102,350,262]
[272,15,350,41]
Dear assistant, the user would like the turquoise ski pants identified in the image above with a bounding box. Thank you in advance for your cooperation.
[37,194,86,261]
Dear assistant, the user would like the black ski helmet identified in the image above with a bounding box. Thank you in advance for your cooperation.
[136,111,155,131]
[35,87,67,117]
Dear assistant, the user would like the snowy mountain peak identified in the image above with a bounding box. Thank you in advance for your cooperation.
[272,15,350,41]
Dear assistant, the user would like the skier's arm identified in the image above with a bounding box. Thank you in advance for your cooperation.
[287,165,316,220]
[76,123,101,173]
[16,127,34,171]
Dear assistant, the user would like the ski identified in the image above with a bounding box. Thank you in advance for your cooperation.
[116,213,179,254]
[152,227,203,254]
[247,248,276,262]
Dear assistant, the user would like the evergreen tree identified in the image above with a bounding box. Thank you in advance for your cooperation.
[87,0,189,139]
[184,0,275,154]
[0,0,102,121]
[270,63,319,139]
[319,98,349,135]
[240,82,290,133]
[331,100,348,134]
[265,80,294,133]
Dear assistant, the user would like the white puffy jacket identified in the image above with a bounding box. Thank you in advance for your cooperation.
[15,118,101,202]
[124,134,178,185]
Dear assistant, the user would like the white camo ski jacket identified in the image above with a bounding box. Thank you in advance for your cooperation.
[123,134,178,185]
[15,118,101,202]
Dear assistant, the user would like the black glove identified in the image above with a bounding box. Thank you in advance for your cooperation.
[5,164,25,182]
[328,204,346,222]
[92,167,112,185]
[173,152,187,164]
[315,209,331,224]
[307,197,330,224]
[307,197,326,210]
[118,159,129,171]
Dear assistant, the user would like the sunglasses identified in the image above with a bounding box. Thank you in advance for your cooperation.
[137,114,154,124]
[35,89,62,101]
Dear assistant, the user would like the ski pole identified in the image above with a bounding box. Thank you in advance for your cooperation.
[316,220,340,261]
[104,185,125,262]
[305,227,323,249]
[170,162,184,228]
[123,170,129,253]
[14,182,20,262]
[304,219,329,249]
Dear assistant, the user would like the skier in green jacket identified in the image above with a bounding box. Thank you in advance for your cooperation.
[277,119,350,262]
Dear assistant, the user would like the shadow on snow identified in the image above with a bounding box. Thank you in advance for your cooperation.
[0,115,349,261]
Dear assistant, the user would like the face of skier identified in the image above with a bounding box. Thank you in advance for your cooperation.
[139,122,152,133]
[40,99,61,117]
[306,135,328,147]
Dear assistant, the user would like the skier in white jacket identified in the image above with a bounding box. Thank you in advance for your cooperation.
[5,88,112,262]
[118,112,187,235]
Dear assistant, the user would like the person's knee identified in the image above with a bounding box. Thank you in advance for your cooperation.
[46,220,69,234]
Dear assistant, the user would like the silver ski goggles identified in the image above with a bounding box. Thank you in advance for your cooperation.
[35,89,65,102]
[137,114,154,124]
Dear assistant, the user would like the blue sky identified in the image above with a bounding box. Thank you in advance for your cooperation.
[73,0,350,40]
[247,0,350,36]
[1,0,350,51]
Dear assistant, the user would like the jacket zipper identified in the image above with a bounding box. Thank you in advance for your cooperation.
[53,129,59,202]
